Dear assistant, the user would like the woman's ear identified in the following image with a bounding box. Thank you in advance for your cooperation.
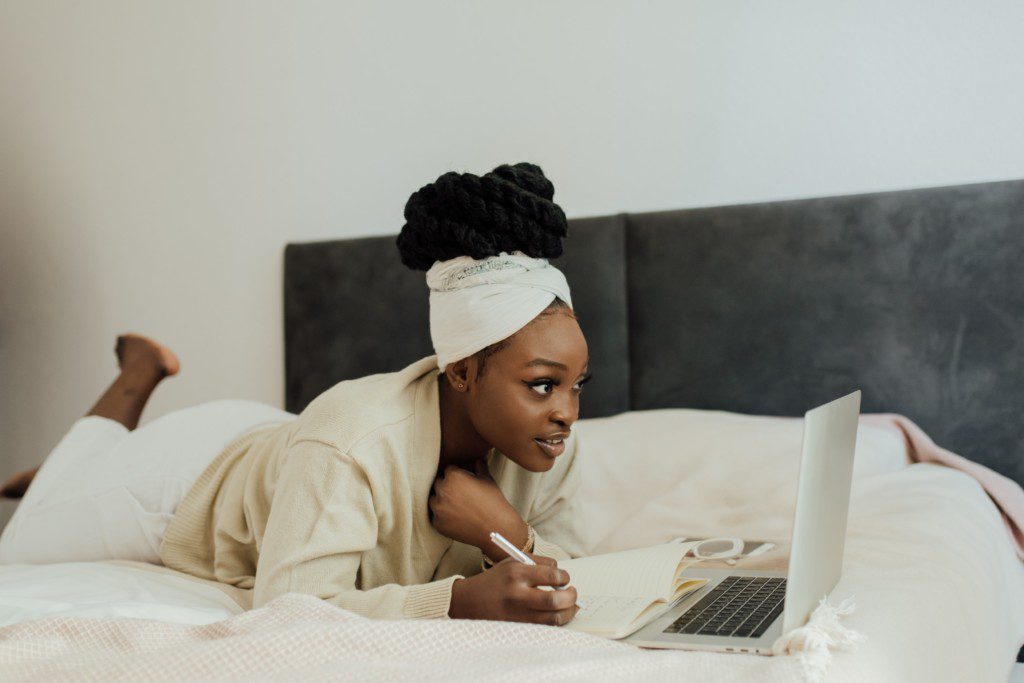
[445,359,472,391]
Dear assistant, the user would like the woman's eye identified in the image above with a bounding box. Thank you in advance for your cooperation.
[528,380,586,396]
[529,382,554,396]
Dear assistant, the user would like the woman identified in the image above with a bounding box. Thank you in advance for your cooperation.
[0,163,591,627]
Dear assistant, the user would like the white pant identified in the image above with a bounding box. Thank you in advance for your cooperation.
[0,399,296,566]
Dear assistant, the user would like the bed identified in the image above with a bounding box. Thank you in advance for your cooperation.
[1,178,1022,681]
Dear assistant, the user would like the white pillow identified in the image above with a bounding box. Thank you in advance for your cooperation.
[571,408,907,555]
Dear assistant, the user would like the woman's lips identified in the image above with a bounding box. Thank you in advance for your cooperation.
[533,437,566,457]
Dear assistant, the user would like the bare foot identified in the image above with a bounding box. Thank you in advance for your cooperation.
[0,466,39,499]
[115,333,180,378]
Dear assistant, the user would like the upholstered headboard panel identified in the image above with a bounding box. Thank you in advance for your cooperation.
[284,178,1024,489]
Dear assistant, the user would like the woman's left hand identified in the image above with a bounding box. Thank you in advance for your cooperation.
[430,460,526,558]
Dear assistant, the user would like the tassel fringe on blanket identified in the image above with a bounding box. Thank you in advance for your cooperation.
[771,595,865,683]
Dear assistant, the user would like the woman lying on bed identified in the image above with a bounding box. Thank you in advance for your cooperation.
[0,162,591,628]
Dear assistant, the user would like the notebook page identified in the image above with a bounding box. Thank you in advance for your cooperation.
[558,541,701,600]
[565,579,707,639]
[564,595,654,638]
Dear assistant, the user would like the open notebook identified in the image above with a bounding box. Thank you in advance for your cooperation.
[552,540,708,639]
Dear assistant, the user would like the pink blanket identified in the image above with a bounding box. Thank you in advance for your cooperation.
[861,414,1024,561]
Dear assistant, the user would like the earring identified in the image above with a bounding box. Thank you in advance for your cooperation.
[458,383,464,389]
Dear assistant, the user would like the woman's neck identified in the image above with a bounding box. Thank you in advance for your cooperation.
[436,374,492,474]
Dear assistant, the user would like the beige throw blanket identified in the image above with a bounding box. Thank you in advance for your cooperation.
[0,592,806,682]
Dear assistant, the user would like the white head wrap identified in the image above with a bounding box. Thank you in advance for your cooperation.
[426,250,573,372]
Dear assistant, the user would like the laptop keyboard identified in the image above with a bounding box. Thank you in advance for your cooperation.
[662,576,786,638]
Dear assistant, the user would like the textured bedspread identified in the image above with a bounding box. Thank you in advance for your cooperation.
[0,592,811,682]
[0,409,1021,682]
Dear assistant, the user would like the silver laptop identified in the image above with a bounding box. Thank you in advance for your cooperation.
[626,390,861,654]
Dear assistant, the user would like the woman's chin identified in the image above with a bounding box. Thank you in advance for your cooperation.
[507,450,557,473]
[499,439,561,472]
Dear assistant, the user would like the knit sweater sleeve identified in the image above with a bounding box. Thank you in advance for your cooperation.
[252,439,461,619]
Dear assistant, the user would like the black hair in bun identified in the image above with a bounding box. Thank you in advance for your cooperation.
[396,162,568,271]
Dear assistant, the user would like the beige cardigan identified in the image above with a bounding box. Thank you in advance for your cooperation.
[159,354,583,620]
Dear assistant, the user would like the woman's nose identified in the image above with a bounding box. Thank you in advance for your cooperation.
[550,395,578,428]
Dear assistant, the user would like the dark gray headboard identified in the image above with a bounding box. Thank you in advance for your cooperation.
[284,178,1024,489]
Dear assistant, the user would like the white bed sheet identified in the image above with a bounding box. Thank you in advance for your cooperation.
[0,408,1020,682]
[0,561,242,627]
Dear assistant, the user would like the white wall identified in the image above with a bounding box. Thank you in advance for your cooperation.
[2,0,1023,524]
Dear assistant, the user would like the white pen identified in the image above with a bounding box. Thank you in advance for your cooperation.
[489,531,585,609]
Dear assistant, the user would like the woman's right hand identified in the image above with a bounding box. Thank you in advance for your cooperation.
[448,554,580,626]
